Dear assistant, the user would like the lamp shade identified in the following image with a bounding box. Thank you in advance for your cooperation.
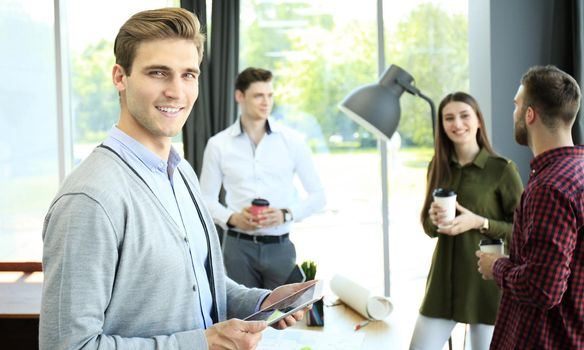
[339,64,416,142]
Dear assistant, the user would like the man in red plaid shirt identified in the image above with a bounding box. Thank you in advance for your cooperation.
[477,65,584,349]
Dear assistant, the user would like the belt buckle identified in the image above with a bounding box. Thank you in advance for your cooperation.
[252,235,260,244]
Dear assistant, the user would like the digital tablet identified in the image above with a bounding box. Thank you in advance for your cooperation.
[284,264,307,284]
[244,280,324,326]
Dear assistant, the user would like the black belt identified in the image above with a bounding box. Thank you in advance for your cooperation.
[227,230,289,244]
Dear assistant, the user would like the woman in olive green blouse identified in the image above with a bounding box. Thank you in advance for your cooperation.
[409,92,523,350]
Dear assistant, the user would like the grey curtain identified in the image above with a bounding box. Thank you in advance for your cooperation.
[549,0,584,144]
[181,0,240,174]
[181,0,211,175]
[572,0,584,144]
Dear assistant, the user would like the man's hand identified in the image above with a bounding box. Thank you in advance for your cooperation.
[261,281,315,329]
[204,319,267,350]
[228,208,261,231]
[256,207,285,228]
[438,203,484,236]
[476,250,503,280]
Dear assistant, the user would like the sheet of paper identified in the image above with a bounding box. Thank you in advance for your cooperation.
[258,327,365,350]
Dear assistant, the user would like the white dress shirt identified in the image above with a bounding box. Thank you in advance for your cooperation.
[200,117,326,236]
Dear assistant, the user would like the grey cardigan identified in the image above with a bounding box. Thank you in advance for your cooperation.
[40,147,268,349]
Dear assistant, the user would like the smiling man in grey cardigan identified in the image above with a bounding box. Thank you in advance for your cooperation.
[39,8,310,350]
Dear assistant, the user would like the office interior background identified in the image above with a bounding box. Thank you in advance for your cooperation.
[1,0,582,347]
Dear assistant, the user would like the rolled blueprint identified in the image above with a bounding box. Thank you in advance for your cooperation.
[330,274,393,320]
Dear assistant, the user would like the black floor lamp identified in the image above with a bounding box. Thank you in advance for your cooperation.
[339,64,436,297]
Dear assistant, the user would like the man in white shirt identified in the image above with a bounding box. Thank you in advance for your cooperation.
[200,67,326,289]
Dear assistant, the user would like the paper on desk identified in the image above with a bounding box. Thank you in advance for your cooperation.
[330,274,393,320]
[258,327,364,350]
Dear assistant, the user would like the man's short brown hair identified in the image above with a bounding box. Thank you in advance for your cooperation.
[521,65,581,129]
[114,7,205,75]
[235,67,273,93]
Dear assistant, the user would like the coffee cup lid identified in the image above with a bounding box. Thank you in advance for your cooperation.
[479,238,503,245]
[433,188,456,197]
[251,198,270,206]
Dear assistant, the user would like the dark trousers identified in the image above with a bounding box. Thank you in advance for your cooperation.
[223,231,296,289]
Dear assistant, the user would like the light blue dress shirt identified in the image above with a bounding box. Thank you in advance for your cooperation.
[103,126,213,328]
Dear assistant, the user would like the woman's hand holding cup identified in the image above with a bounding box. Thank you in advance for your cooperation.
[439,203,485,236]
[429,201,448,227]
[431,188,457,229]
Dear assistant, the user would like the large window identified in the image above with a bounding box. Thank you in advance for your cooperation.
[1,0,178,262]
[1,0,58,261]
[240,2,467,346]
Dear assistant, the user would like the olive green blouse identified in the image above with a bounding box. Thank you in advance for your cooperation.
[419,148,524,325]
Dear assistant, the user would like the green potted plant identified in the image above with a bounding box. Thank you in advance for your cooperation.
[301,260,317,281]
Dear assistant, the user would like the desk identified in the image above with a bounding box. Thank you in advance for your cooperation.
[0,271,43,350]
[293,299,393,349]
[0,274,397,349]
[0,271,43,318]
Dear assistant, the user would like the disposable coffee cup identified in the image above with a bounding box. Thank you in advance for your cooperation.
[250,198,269,217]
[432,188,457,229]
[479,239,504,254]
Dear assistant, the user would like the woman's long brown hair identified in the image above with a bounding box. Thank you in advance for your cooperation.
[420,92,495,225]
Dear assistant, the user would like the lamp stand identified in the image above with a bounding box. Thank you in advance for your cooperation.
[380,141,391,298]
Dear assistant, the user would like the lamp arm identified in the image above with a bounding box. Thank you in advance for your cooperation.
[415,90,436,137]
[397,77,420,95]
[396,78,436,136]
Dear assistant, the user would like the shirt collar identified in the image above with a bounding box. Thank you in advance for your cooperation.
[529,145,584,175]
[473,148,490,168]
[107,126,181,175]
[228,117,279,137]
[450,147,490,169]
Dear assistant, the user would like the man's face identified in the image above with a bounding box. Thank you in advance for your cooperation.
[113,38,200,147]
[237,81,274,122]
[513,85,529,146]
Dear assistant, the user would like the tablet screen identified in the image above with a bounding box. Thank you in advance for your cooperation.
[244,280,323,325]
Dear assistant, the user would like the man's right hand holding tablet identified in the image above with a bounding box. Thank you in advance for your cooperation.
[204,281,316,349]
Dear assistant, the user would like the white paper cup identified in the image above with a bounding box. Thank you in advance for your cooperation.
[433,188,457,229]
[479,239,504,254]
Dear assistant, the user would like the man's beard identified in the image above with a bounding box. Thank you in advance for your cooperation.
[514,108,528,146]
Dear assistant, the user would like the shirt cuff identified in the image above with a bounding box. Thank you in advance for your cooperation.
[493,256,512,288]
[217,209,235,230]
[255,291,271,312]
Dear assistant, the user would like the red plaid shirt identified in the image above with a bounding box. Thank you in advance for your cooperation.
[491,146,584,349]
